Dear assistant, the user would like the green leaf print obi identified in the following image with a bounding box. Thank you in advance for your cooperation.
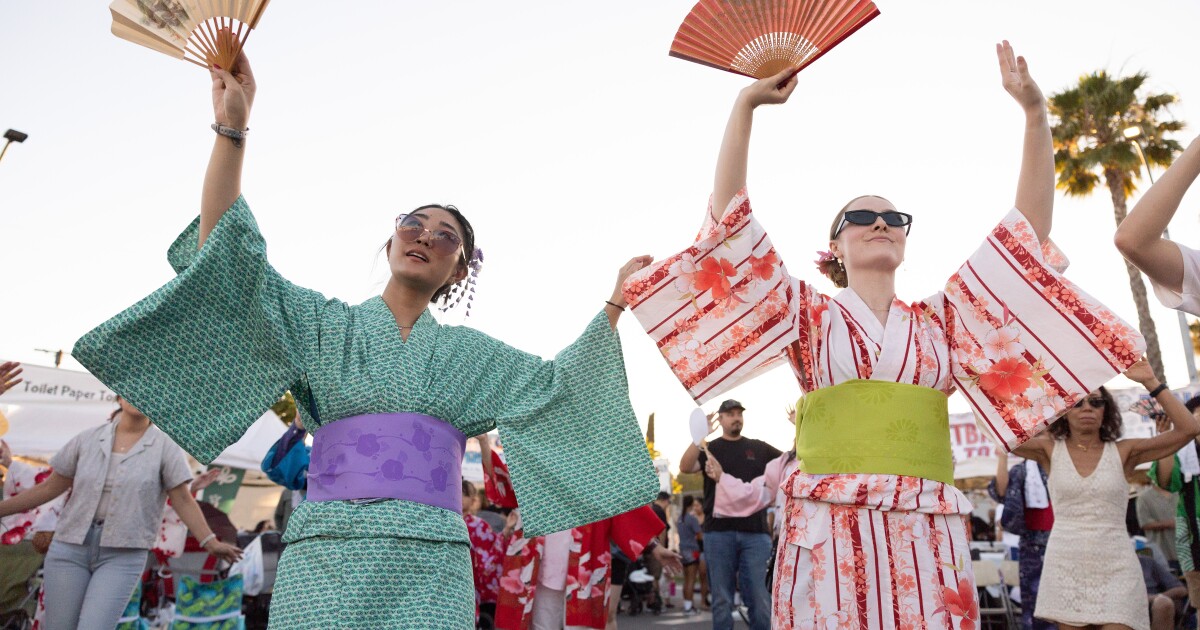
[73,197,659,544]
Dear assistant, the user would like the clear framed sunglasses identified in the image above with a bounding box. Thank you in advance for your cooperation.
[394,214,463,257]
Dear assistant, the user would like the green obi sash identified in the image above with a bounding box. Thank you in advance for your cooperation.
[795,380,953,485]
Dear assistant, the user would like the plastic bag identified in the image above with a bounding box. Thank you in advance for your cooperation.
[227,535,264,596]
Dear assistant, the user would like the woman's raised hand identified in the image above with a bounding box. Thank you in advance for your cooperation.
[738,67,800,109]
[210,47,256,129]
[997,40,1044,113]
[1123,357,1158,389]
[610,255,653,309]
[0,361,22,396]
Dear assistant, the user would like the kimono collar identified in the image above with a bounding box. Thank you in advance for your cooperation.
[366,296,438,340]
[833,287,902,339]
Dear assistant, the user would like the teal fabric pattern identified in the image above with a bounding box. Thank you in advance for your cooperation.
[269,535,475,628]
[73,197,658,627]
[115,581,149,630]
[171,575,244,630]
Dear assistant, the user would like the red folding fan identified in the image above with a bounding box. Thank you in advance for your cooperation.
[670,0,880,79]
[109,0,271,69]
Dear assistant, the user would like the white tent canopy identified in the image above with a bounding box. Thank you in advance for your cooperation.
[1,362,285,469]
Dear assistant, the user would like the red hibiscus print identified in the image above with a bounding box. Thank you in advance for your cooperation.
[937,577,979,630]
[693,257,738,301]
[978,358,1033,400]
[747,251,778,281]
[500,571,525,594]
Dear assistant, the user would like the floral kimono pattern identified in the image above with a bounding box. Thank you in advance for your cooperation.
[494,506,663,630]
[623,190,1144,630]
[1,461,55,544]
[466,513,507,612]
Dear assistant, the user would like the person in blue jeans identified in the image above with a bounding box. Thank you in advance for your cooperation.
[680,399,781,630]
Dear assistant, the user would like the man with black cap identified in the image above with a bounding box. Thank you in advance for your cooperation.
[679,399,781,630]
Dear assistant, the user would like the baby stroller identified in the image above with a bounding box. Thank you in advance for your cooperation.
[618,556,662,617]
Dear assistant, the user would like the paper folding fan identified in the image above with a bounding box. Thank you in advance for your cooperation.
[109,0,271,69]
[670,0,880,79]
[689,408,711,446]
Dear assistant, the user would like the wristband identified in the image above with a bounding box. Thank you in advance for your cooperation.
[605,300,625,311]
[198,533,217,548]
[1149,383,1169,398]
[210,123,248,148]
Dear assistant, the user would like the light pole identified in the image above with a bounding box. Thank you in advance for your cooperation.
[0,129,28,164]
[1124,126,1198,383]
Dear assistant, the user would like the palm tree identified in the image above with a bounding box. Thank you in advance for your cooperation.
[1049,70,1184,382]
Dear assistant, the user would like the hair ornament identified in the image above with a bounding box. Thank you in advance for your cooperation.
[439,247,484,317]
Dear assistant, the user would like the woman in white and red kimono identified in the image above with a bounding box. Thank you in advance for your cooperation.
[622,42,1145,630]
[485,442,681,629]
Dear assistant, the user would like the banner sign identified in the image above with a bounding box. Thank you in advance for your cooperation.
[0,362,117,460]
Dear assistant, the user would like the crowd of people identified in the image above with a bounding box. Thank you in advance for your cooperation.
[6,10,1200,629]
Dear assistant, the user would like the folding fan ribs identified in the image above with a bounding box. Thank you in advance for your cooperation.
[110,0,271,69]
[670,0,879,79]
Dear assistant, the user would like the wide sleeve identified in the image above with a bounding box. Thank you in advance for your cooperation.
[72,197,334,464]
[454,314,659,538]
[712,452,786,518]
[620,189,801,404]
[942,208,1145,450]
[609,505,665,560]
[1150,241,1200,317]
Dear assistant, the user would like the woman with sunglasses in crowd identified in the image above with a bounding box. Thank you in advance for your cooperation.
[620,42,1145,630]
[67,50,660,629]
[1012,360,1198,630]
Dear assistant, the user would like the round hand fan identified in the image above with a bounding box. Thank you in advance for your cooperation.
[670,0,880,79]
[689,408,711,447]
[109,0,272,69]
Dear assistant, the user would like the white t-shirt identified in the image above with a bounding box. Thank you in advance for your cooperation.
[1151,241,1200,316]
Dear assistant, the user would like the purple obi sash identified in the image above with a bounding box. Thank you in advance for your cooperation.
[306,412,466,513]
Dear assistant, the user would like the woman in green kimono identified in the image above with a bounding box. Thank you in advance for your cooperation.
[71,51,660,629]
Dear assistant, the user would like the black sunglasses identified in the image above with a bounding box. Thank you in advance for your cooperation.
[832,210,913,239]
[1073,396,1106,409]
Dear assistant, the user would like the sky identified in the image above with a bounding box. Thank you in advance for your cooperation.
[3,1,1200,473]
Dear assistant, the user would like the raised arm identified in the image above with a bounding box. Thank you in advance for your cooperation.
[199,49,256,249]
[998,41,1053,243]
[1115,136,1200,293]
[606,256,653,329]
[1126,358,1200,468]
[711,67,799,222]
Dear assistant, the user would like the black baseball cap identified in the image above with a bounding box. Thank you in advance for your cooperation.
[717,399,745,413]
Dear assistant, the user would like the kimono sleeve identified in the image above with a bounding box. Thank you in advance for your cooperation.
[712,452,787,518]
[621,189,800,404]
[1150,241,1200,316]
[609,505,665,560]
[942,208,1145,450]
[72,197,331,464]
[459,313,659,538]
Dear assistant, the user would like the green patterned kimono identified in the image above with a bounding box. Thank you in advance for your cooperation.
[73,198,659,629]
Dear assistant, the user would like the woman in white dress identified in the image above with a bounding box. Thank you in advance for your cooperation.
[1014,359,1199,630]
[1114,132,1200,314]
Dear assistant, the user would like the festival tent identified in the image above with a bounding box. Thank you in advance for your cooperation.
[0,361,285,469]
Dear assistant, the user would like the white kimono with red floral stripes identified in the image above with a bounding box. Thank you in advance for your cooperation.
[622,190,1145,630]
